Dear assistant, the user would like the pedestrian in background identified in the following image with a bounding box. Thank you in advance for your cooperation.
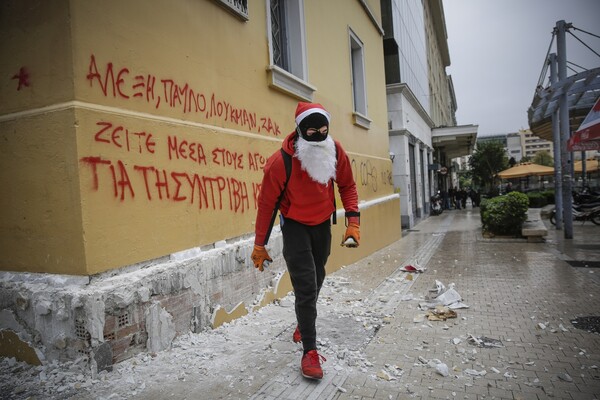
[251,102,361,380]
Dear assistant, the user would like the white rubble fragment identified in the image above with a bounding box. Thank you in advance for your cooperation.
[435,363,449,377]
[490,367,500,373]
[557,372,573,382]
[377,369,394,381]
[137,287,151,302]
[145,303,176,353]
[464,369,487,376]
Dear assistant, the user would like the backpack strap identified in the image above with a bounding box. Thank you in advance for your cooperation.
[263,149,292,245]
[331,143,339,225]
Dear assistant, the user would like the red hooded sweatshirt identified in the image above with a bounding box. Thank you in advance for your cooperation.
[254,131,359,246]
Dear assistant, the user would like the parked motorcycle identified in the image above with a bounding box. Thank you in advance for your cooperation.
[430,191,443,216]
[549,204,600,226]
[573,186,600,205]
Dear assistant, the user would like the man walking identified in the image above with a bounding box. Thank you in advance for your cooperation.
[251,102,361,380]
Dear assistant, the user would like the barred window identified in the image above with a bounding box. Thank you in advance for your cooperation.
[213,0,248,21]
[266,0,314,100]
[270,0,288,70]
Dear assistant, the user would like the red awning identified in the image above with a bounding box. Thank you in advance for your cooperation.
[568,97,600,151]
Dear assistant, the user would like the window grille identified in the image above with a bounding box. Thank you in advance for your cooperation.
[270,0,288,70]
[213,0,248,21]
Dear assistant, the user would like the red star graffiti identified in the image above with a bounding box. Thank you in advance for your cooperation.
[12,67,30,91]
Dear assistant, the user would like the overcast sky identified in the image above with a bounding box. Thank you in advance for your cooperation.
[442,0,600,137]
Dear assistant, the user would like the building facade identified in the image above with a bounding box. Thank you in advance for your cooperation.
[520,128,554,160]
[506,132,523,162]
[0,0,400,366]
[382,0,476,227]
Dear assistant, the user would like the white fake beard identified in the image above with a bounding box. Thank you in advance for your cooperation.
[295,135,337,185]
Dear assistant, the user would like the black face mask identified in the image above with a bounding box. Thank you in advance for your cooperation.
[298,113,329,142]
[299,128,328,142]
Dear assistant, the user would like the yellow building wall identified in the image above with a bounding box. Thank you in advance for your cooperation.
[0,0,398,276]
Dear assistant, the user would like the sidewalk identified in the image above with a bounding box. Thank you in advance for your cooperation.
[2,207,600,399]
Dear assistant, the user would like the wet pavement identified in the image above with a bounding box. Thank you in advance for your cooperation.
[330,208,600,399]
[3,206,600,399]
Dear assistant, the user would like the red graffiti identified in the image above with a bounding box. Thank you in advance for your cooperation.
[81,157,134,201]
[133,74,158,107]
[80,157,253,213]
[161,79,208,114]
[12,67,30,91]
[80,156,111,190]
[86,55,129,99]
[206,94,257,131]
[211,148,243,170]
[167,135,207,165]
[85,54,282,136]
[259,117,281,136]
[247,152,267,171]
[94,121,156,154]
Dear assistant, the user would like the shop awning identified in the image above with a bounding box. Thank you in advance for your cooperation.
[574,158,599,173]
[497,162,554,179]
[431,124,478,159]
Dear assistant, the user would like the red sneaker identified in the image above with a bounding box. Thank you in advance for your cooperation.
[293,325,302,343]
[301,350,326,380]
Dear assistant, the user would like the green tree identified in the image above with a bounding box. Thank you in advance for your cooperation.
[532,150,553,166]
[458,170,472,189]
[469,141,508,195]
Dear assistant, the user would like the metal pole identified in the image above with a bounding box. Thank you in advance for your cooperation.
[557,20,573,239]
[549,53,563,229]
[581,153,587,188]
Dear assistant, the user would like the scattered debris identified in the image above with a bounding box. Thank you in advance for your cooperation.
[571,316,600,333]
[413,314,426,323]
[335,384,347,393]
[376,364,403,381]
[419,280,469,310]
[400,263,426,273]
[435,362,449,377]
[425,306,457,321]
[417,356,448,377]
[557,372,573,382]
[467,335,504,348]
[464,368,487,376]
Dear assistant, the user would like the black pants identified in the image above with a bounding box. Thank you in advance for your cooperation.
[281,218,331,352]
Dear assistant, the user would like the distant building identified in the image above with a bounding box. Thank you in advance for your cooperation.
[506,132,523,162]
[520,129,553,159]
[477,134,507,147]
[477,131,550,164]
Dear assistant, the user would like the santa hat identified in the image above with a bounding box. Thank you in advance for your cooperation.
[295,102,331,126]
